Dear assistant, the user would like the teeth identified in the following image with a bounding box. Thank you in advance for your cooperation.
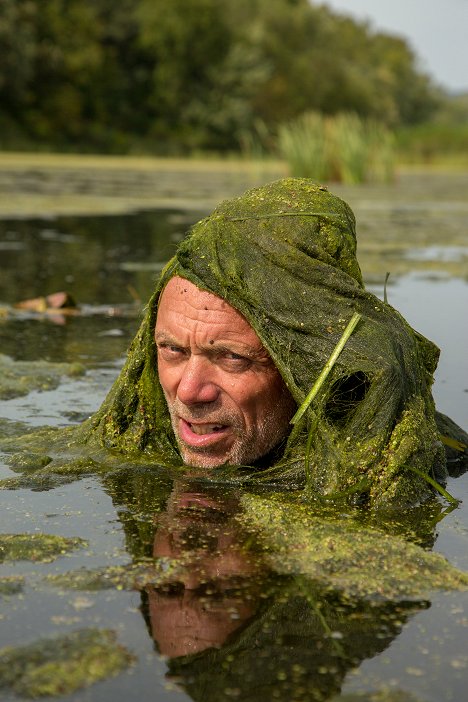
[189,423,224,435]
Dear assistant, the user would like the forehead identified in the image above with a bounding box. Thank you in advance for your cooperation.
[156,276,260,344]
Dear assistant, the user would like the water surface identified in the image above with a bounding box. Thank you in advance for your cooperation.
[1,174,467,701]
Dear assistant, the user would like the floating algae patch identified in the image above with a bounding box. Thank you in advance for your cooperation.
[0,576,24,597]
[0,417,35,441]
[0,425,116,490]
[0,353,85,400]
[331,691,423,702]
[5,451,52,472]
[0,455,106,491]
[0,533,87,563]
[0,628,134,697]
[239,494,468,601]
[47,559,191,592]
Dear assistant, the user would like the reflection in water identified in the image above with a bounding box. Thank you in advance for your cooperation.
[0,210,188,306]
[0,210,190,366]
[146,486,260,658]
[105,472,428,702]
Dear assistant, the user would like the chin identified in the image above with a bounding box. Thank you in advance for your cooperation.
[180,449,229,470]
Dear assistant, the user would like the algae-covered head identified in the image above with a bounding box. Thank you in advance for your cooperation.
[86,178,455,506]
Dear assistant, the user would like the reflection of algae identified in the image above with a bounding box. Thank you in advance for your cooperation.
[239,494,468,600]
[0,533,87,563]
[0,354,85,400]
[0,628,134,697]
[165,577,425,702]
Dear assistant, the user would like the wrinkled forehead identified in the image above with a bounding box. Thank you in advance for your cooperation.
[159,276,230,312]
[156,276,264,349]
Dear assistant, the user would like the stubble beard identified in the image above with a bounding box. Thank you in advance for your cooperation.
[165,395,295,469]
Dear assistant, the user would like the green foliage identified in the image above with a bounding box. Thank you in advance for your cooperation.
[396,120,468,164]
[277,112,395,184]
[0,0,442,154]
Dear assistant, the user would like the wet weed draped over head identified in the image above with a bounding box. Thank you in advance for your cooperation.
[78,178,452,509]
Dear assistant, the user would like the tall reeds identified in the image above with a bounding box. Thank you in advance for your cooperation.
[277,112,329,181]
[277,112,395,184]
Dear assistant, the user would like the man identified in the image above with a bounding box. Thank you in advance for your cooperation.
[86,178,464,507]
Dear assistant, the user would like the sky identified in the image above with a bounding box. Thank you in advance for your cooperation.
[320,0,468,93]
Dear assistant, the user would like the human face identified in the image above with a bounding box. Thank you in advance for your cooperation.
[155,276,296,468]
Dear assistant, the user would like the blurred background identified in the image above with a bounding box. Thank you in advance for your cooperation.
[1,0,467,172]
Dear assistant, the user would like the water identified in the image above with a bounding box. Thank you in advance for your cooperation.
[0,174,467,701]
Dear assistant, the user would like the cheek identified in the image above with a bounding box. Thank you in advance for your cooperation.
[157,357,179,397]
[231,374,279,416]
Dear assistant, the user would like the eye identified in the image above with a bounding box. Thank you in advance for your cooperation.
[157,343,186,361]
[217,351,252,371]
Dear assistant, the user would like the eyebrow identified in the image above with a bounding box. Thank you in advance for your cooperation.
[154,331,269,361]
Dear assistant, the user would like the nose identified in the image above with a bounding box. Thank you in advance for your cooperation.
[176,355,220,406]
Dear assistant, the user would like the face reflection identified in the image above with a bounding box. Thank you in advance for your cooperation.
[155,276,296,468]
[147,486,261,657]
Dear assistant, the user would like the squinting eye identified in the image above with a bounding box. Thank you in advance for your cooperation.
[225,352,244,361]
[218,352,252,371]
[157,344,186,360]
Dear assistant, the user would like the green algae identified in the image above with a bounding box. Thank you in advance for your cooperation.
[5,451,53,472]
[0,425,119,490]
[0,576,24,597]
[331,692,423,702]
[0,353,85,400]
[0,628,134,697]
[0,533,87,563]
[0,418,35,441]
[46,559,185,592]
[239,493,468,601]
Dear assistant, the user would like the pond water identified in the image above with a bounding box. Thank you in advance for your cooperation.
[0,177,467,702]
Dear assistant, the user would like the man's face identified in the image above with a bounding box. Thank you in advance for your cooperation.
[155,276,295,468]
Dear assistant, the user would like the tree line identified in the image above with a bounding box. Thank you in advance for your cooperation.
[0,0,442,154]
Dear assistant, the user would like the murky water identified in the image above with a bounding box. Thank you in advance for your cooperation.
[0,174,467,701]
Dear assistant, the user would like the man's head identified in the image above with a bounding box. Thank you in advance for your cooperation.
[155,276,296,468]
[89,178,444,506]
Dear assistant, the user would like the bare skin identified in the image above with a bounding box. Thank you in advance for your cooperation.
[155,276,296,468]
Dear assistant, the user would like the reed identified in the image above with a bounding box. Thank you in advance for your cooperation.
[277,112,329,181]
[277,112,395,184]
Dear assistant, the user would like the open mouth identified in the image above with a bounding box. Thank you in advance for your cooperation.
[178,418,230,448]
[188,423,226,435]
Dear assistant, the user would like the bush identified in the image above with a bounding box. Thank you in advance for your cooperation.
[396,122,468,164]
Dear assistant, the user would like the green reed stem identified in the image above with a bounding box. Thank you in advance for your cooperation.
[291,311,361,426]
[405,465,460,505]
